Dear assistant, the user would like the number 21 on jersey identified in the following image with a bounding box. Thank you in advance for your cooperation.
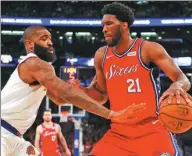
[126,78,141,93]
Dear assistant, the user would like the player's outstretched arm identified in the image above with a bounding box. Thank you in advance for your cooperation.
[25,57,146,122]
[143,41,191,104]
[25,57,111,119]
[46,90,69,105]
[69,47,108,105]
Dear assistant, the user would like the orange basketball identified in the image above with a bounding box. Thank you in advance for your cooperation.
[159,95,192,134]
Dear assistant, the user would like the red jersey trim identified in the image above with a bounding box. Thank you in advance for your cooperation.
[150,69,160,115]
[101,46,108,70]
[112,38,138,58]
[41,122,55,129]
[138,39,151,71]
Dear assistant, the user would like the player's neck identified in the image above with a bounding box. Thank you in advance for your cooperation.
[114,36,134,55]
[43,121,53,127]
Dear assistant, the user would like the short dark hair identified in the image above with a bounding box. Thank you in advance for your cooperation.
[102,2,135,27]
[43,109,51,114]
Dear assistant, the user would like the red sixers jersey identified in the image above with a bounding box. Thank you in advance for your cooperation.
[41,123,60,156]
[102,38,160,136]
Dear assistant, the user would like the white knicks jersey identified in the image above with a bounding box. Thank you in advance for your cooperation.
[1,53,47,135]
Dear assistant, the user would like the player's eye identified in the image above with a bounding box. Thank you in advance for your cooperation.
[41,37,47,41]
[106,22,113,26]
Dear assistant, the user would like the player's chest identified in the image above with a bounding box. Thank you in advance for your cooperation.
[42,129,57,137]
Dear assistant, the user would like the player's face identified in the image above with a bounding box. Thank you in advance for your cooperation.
[101,14,122,47]
[43,112,52,122]
[31,29,56,63]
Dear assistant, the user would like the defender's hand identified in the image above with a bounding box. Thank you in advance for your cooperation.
[68,79,80,88]
[110,102,146,124]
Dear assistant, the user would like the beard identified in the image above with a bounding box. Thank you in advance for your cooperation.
[44,118,51,122]
[107,27,121,47]
[34,43,57,63]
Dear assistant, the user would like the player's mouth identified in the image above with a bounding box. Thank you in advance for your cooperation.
[104,34,112,39]
[48,47,54,53]
[105,36,112,41]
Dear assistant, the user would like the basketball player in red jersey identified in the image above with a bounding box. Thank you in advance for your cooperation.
[35,110,71,156]
[70,2,192,156]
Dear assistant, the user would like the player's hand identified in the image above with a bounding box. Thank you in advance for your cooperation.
[159,83,192,105]
[64,149,71,156]
[68,79,80,88]
[68,77,97,88]
[110,102,146,124]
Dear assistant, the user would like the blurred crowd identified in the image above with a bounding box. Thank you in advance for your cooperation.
[2,1,192,18]
[1,1,192,58]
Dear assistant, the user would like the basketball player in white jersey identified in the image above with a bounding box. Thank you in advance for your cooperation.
[1,26,146,156]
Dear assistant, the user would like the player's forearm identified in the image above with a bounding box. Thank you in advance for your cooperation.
[42,76,111,119]
[60,85,110,118]
[53,80,111,119]
[60,137,69,151]
[34,141,41,152]
[47,90,69,105]
[79,85,108,104]
[173,73,191,91]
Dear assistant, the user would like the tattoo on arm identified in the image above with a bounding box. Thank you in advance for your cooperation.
[26,58,111,119]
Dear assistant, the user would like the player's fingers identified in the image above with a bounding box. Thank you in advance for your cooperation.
[68,79,75,84]
[184,93,191,104]
[129,102,146,113]
[159,96,165,105]
[159,93,169,104]
[168,93,174,104]
[178,89,190,104]
[124,103,135,111]
[126,103,144,110]
[68,79,80,87]
[187,94,192,106]
[90,80,97,86]
[75,79,80,85]
[175,90,181,103]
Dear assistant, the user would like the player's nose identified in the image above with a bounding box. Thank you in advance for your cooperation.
[102,25,108,34]
[48,39,53,47]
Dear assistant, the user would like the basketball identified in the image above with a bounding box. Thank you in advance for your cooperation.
[159,95,192,134]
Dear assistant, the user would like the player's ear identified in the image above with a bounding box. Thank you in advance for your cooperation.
[120,22,128,32]
[25,40,34,53]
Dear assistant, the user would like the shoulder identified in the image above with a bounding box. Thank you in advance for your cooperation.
[141,40,169,63]
[95,46,107,57]
[24,57,54,72]
[54,123,62,133]
[55,123,61,130]
[142,40,165,52]
[36,125,43,132]
[94,46,107,65]
[96,46,107,53]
